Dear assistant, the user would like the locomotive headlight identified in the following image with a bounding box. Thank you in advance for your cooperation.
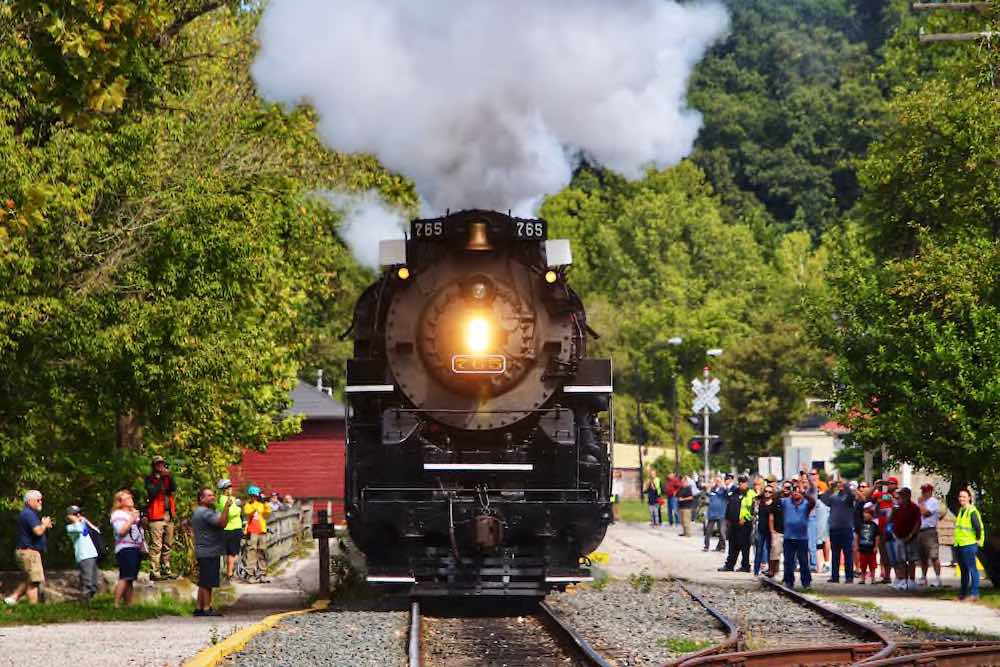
[463,316,492,354]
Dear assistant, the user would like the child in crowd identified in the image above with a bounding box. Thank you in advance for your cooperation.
[857,503,880,585]
[65,506,100,601]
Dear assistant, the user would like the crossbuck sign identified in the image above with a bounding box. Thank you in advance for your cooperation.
[691,377,721,414]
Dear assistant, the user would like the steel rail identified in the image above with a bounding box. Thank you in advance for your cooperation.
[666,583,740,666]
[537,601,615,667]
[862,642,1000,666]
[759,577,897,662]
[408,600,421,667]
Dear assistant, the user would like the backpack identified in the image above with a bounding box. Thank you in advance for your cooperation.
[86,523,110,562]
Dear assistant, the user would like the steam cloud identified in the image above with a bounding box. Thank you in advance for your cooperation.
[318,190,407,269]
[252,0,729,266]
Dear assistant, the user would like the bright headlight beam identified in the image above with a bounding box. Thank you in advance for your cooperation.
[464,316,492,354]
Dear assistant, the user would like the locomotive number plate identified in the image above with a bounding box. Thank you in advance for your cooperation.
[451,354,506,374]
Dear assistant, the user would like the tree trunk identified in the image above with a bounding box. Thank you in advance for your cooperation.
[117,411,144,449]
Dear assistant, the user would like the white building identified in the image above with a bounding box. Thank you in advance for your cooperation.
[782,414,847,478]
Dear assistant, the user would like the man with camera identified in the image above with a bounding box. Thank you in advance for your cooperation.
[144,455,178,580]
[4,490,53,605]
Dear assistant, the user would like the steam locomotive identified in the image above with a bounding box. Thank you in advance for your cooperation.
[344,210,612,598]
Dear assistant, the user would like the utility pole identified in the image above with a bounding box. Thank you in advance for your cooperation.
[672,377,680,474]
[702,366,711,484]
[636,400,645,499]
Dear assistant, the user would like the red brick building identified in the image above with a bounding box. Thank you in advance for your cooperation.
[229,380,346,521]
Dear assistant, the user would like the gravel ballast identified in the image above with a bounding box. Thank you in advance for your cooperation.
[224,598,408,667]
[547,578,728,665]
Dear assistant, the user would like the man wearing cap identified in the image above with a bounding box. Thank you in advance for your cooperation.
[65,506,100,600]
[871,476,899,584]
[891,488,922,590]
[720,476,751,572]
[917,483,943,587]
[216,480,243,579]
[4,490,53,605]
[144,456,178,580]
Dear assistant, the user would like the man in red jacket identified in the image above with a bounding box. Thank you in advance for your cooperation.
[144,456,178,580]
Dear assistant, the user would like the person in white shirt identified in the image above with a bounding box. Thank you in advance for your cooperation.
[917,483,943,587]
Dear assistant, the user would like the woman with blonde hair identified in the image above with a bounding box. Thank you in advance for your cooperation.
[110,489,146,607]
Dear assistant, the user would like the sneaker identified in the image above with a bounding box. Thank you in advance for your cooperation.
[857,579,865,585]
[202,608,223,616]
[717,566,734,572]
[702,547,709,552]
[150,574,163,582]
[918,577,928,587]
[892,580,906,590]
[905,580,918,591]
[3,596,17,605]
[193,609,206,617]
[930,578,942,588]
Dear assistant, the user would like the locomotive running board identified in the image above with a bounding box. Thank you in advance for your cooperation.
[423,463,533,472]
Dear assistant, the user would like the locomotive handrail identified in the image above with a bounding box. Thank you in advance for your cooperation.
[389,407,558,414]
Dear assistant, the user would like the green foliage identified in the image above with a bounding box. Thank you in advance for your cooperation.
[627,570,655,593]
[0,5,413,569]
[688,0,890,238]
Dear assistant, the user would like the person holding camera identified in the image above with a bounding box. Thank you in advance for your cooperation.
[144,455,178,580]
[216,479,243,579]
[111,489,147,607]
[4,490,53,606]
[65,505,101,601]
[192,486,233,616]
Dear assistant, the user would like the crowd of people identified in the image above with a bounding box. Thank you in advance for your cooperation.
[3,456,298,616]
[644,469,986,601]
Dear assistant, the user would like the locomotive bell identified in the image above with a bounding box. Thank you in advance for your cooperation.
[465,221,493,251]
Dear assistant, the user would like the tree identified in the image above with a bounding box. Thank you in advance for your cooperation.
[0,5,414,568]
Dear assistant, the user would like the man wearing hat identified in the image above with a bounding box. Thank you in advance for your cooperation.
[216,480,243,579]
[917,483,943,587]
[65,506,100,600]
[144,455,178,580]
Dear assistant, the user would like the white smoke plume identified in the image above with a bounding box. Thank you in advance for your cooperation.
[253,0,729,257]
[318,190,407,269]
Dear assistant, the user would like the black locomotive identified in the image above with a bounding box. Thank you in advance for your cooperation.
[344,209,612,598]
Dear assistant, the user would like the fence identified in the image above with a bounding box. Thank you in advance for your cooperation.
[262,503,313,565]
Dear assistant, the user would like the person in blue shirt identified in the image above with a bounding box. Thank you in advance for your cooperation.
[66,506,101,601]
[703,476,727,552]
[4,490,53,606]
[781,484,817,589]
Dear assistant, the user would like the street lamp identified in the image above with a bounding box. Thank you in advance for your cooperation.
[637,336,684,497]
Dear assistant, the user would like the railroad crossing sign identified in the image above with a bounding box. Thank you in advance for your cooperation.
[691,377,721,413]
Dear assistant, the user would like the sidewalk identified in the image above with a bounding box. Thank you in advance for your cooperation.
[0,542,327,667]
[597,522,1000,635]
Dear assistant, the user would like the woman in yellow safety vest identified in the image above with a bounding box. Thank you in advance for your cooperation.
[953,488,985,601]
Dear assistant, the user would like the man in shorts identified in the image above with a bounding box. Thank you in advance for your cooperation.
[4,490,53,605]
[891,488,922,590]
[191,487,233,616]
[216,479,243,579]
[917,483,943,587]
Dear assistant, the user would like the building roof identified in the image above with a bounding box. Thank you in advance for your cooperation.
[794,413,829,430]
[283,380,346,420]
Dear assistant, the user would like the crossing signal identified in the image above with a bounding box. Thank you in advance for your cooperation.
[687,437,725,455]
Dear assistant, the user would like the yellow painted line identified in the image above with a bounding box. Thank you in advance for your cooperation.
[184,599,330,667]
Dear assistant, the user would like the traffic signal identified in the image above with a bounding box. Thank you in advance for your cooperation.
[687,437,726,455]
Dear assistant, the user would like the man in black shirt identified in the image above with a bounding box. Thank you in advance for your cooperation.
[720,476,749,571]
[677,477,695,537]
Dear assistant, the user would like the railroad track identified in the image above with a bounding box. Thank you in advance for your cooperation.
[671,577,1000,667]
[671,577,895,666]
[409,599,615,667]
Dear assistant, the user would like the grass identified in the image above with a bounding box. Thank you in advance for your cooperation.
[616,499,655,524]
[0,592,196,626]
[657,637,712,654]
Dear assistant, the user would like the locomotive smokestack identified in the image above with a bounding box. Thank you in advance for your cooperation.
[465,221,492,251]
